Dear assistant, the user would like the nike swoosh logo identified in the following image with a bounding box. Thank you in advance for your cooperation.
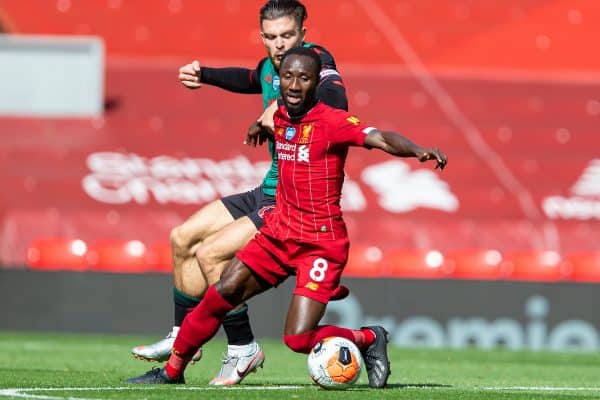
[236,352,262,377]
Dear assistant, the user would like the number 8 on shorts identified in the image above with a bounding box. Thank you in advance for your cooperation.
[309,258,329,282]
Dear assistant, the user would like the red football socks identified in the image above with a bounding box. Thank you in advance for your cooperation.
[284,325,362,354]
[352,327,376,349]
[165,350,191,380]
[167,285,234,378]
[310,325,374,351]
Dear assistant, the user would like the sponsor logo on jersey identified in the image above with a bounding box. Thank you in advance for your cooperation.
[273,76,280,91]
[297,145,310,162]
[276,141,297,161]
[285,126,296,141]
[346,116,361,125]
[305,282,319,291]
[299,124,313,144]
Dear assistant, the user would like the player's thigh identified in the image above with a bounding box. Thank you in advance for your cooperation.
[293,239,349,304]
[216,257,273,306]
[196,216,258,269]
[284,295,327,336]
[172,200,234,249]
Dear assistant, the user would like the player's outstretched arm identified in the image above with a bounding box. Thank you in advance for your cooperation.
[364,130,447,170]
[178,59,265,94]
[178,60,203,89]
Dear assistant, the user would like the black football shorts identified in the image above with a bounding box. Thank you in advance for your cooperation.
[221,185,276,229]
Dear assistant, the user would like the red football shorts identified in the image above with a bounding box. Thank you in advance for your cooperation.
[236,228,350,304]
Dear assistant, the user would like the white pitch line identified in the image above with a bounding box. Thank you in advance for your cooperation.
[0,388,98,400]
[484,386,600,391]
[0,386,306,400]
[4,385,600,400]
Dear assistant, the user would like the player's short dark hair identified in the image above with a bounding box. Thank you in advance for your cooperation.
[281,46,322,76]
[259,0,307,28]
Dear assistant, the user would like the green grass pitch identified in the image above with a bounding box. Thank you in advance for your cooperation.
[1,331,600,399]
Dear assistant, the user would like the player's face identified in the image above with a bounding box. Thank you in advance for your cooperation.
[260,16,306,69]
[279,55,318,115]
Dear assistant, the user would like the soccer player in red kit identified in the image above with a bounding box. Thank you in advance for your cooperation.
[126,47,447,388]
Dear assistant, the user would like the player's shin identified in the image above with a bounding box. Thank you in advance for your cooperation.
[312,325,375,350]
[223,303,255,346]
[283,325,373,354]
[167,285,234,378]
[173,287,201,326]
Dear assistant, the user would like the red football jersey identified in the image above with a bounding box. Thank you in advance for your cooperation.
[266,102,375,241]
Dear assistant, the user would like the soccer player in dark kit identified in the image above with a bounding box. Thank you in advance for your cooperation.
[126,46,447,389]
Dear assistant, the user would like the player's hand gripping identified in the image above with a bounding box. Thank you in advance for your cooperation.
[416,147,447,170]
[256,101,278,134]
[245,121,271,147]
[178,60,202,89]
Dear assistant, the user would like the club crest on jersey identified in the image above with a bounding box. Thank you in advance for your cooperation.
[346,116,361,125]
[276,127,285,136]
[273,76,280,91]
[299,124,313,144]
[285,126,297,141]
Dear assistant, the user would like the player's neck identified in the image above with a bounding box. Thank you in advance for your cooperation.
[288,98,319,122]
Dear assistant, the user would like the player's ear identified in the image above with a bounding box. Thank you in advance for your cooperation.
[300,26,307,41]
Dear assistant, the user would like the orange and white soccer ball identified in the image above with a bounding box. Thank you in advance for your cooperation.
[307,336,363,389]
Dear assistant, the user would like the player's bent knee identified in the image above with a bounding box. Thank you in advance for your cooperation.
[169,225,187,251]
[283,331,314,354]
[195,245,214,268]
[196,248,221,276]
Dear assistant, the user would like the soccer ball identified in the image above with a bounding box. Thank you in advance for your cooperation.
[307,336,362,389]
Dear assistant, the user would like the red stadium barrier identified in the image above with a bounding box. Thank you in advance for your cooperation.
[26,237,89,271]
[502,250,568,282]
[446,249,504,280]
[383,249,451,279]
[564,252,600,283]
[344,245,385,278]
[147,241,173,273]
[86,240,150,273]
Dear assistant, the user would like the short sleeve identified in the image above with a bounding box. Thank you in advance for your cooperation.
[327,108,376,147]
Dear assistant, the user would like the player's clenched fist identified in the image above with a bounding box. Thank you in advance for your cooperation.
[417,147,447,170]
[178,60,202,89]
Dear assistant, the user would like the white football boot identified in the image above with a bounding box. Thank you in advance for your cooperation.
[208,342,265,386]
[131,327,202,363]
